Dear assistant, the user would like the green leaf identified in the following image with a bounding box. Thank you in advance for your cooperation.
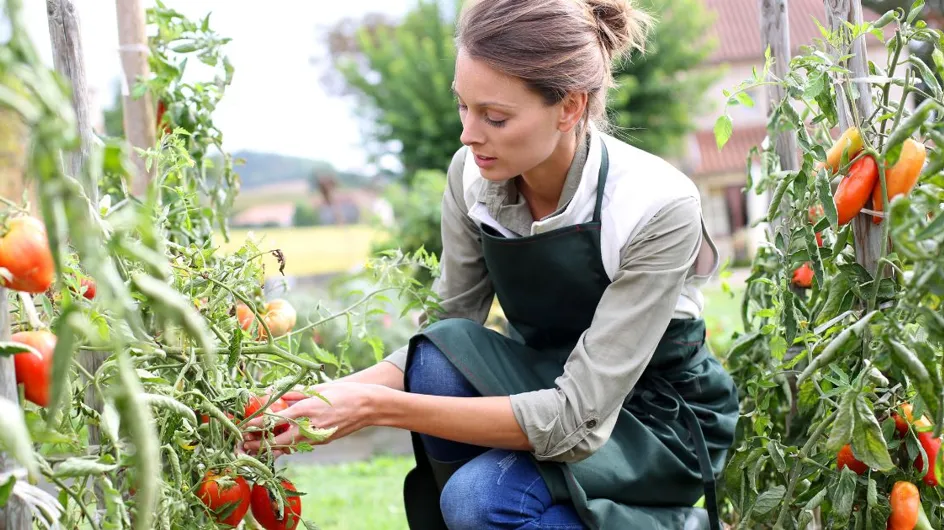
[916,210,944,240]
[767,440,787,474]
[228,328,242,371]
[827,387,858,452]
[130,82,148,99]
[714,115,733,150]
[0,397,39,481]
[816,169,839,227]
[767,172,796,224]
[798,487,827,528]
[0,475,14,507]
[735,91,755,107]
[53,457,119,478]
[752,485,785,516]
[49,308,79,420]
[770,335,788,361]
[140,394,199,428]
[908,0,926,23]
[852,394,895,471]
[832,468,858,526]
[0,342,36,357]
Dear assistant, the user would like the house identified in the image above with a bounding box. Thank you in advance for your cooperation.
[684,0,895,265]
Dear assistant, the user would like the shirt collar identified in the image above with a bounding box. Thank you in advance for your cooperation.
[476,132,591,236]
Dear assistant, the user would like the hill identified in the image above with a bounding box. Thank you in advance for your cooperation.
[218,150,373,190]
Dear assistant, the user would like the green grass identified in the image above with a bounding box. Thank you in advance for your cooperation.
[286,455,414,530]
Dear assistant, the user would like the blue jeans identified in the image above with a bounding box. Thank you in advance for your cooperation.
[406,337,586,530]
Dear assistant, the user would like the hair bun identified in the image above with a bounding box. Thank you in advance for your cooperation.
[583,0,652,59]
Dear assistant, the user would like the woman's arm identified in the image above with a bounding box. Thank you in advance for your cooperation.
[370,389,532,451]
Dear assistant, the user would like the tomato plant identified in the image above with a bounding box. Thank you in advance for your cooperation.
[714,2,944,528]
[250,479,302,530]
[0,1,442,528]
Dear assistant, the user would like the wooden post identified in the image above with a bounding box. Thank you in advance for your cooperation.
[0,289,32,530]
[115,0,156,196]
[45,0,107,512]
[45,0,97,205]
[825,0,885,273]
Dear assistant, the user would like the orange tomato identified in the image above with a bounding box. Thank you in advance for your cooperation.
[0,216,55,294]
[872,139,927,224]
[259,299,297,340]
[236,303,254,331]
[821,127,864,174]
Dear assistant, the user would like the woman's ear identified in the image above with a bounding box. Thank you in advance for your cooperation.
[558,92,588,133]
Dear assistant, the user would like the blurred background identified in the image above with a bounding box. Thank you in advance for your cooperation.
[20,0,944,528]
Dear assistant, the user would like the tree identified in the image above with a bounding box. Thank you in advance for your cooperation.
[607,0,722,157]
[321,0,462,182]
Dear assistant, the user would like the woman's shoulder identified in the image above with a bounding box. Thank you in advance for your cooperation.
[599,132,699,202]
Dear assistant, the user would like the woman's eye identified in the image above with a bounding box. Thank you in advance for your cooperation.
[484,116,506,127]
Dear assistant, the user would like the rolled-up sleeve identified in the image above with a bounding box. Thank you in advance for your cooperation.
[509,196,704,462]
[382,147,495,372]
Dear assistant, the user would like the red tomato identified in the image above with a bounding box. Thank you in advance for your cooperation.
[915,431,942,487]
[0,216,55,294]
[791,262,814,289]
[80,278,96,300]
[243,395,290,436]
[837,443,869,475]
[250,480,302,530]
[11,330,56,407]
[893,413,909,438]
[196,470,251,528]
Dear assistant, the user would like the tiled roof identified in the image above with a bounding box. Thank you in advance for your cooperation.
[703,0,887,64]
[692,125,768,177]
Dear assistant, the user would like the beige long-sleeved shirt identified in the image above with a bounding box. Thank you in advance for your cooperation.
[383,134,706,463]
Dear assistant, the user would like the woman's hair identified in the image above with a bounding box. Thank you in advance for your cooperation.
[456,0,653,133]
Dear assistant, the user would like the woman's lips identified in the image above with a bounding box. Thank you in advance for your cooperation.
[473,153,497,169]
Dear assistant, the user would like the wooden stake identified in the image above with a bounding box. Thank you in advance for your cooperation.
[45,0,98,205]
[824,0,885,273]
[45,0,107,512]
[115,0,156,196]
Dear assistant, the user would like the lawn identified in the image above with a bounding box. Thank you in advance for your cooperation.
[285,287,747,530]
[214,225,383,277]
[287,455,414,530]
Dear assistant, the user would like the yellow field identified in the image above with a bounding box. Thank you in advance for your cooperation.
[215,225,384,277]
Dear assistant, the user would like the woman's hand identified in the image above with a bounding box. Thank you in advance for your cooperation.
[238,382,387,458]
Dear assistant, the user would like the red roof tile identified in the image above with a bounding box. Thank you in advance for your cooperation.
[693,125,768,176]
[703,0,886,64]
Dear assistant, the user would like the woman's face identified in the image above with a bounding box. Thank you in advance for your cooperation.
[453,49,581,182]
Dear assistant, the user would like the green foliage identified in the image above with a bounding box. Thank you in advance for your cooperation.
[607,0,722,157]
[0,2,443,528]
[293,202,322,227]
[371,169,447,284]
[323,0,462,181]
[715,5,944,527]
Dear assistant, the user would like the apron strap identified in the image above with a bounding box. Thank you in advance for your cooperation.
[652,377,721,530]
[592,140,609,223]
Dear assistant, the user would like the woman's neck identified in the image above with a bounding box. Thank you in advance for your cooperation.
[518,133,579,220]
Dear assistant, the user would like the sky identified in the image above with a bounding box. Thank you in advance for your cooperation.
[22,1,415,174]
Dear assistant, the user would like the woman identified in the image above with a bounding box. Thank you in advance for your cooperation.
[241,0,739,528]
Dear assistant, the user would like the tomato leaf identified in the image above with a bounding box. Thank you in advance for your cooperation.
[832,468,858,526]
[49,307,79,420]
[827,387,857,452]
[140,393,199,429]
[852,394,895,471]
[53,457,119,478]
[752,485,785,516]
[816,170,838,228]
[0,396,39,481]
[0,474,14,507]
[798,488,827,529]
[714,115,733,150]
[0,342,37,357]
[767,440,787,474]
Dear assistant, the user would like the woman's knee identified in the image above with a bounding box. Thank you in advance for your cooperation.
[406,337,478,399]
[440,450,584,530]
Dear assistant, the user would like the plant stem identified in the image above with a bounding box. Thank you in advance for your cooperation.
[46,473,102,530]
[204,276,274,345]
[878,32,904,150]
[286,286,399,339]
[774,410,838,528]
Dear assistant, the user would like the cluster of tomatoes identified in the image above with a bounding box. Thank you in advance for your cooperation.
[836,404,940,529]
[194,393,302,529]
[790,126,927,290]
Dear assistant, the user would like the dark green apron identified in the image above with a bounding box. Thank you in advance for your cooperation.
[402,142,739,529]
